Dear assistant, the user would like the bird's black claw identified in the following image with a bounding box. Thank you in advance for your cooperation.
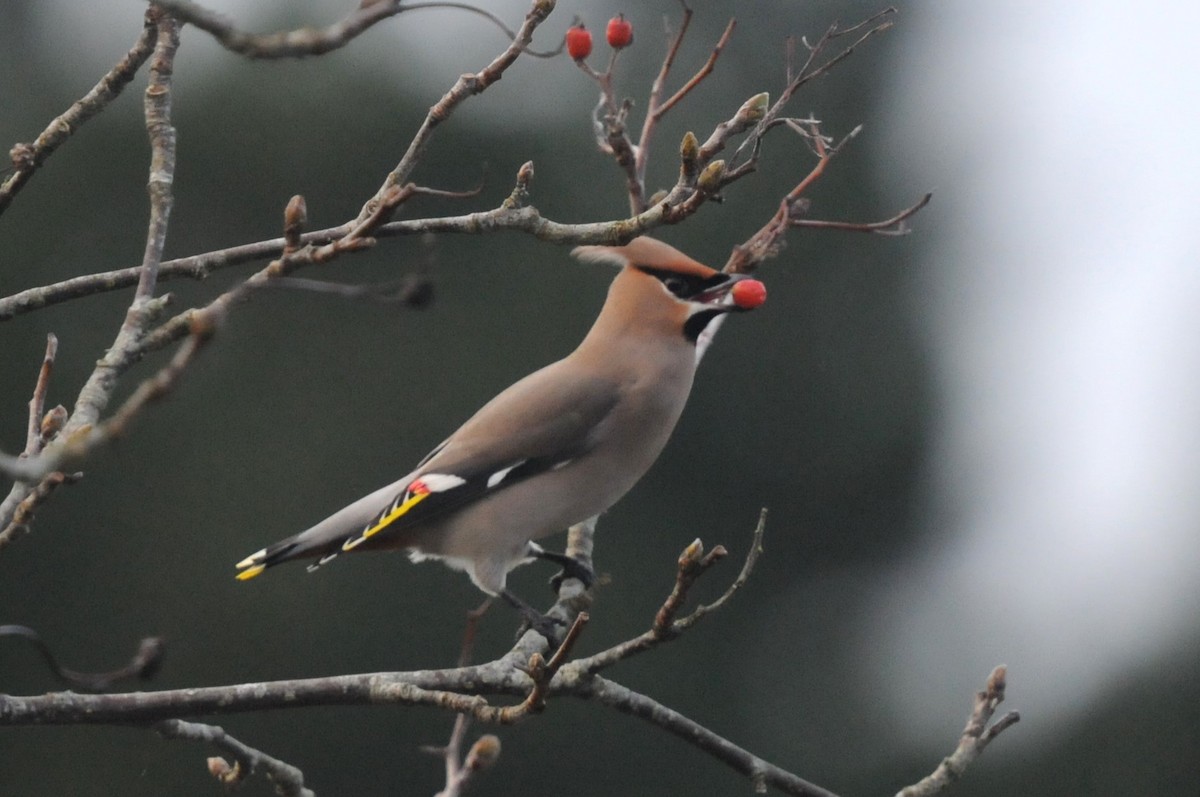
[548,571,568,593]
[502,589,567,645]
[537,552,596,592]
[516,609,567,645]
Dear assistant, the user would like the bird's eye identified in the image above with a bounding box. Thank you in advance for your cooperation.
[662,276,689,296]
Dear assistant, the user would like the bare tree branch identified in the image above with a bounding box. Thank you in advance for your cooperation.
[423,600,501,797]
[792,192,933,236]
[0,516,826,795]
[135,14,180,301]
[653,18,737,119]
[575,5,738,215]
[156,719,314,797]
[0,625,164,693]
[0,336,73,547]
[148,0,406,59]
[0,470,82,551]
[356,0,555,226]
[895,666,1021,797]
[428,714,501,797]
[565,511,764,676]
[0,10,158,217]
[734,8,897,164]
[633,3,697,190]
[0,13,183,521]
[0,192,691,322]
[23,334,58,458]
[582,676,839,797]
[724,120,837,274]
[0,3,558,488]
[148,0,561,60]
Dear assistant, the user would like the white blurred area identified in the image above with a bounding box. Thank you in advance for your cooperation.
[870,3,1200,742]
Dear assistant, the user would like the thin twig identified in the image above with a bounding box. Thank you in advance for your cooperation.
[53,14,181,433]
[654,19,736,119]
[426,599,500,797]
[431,713,501,797]
[23,334,59,457]
[791,192,933,235]
[148,0,404,59]
[156,719,314,797]
[673,507,766,630]
[629,3,696,206]
[92,314,215,445]
[895,666,1021,797]
[583,677,839,797]
[495,613,589,723]
[564,512,765,676]
[0,625,164,693]
[0,17,186,502]
[0,10,159,217]
[356,0,554,226]
[0,673,499,725]
[730,9,896,170]
[404,2,561,57]
[724,120,833,275]
[0,5,560,491]
[0,104,776,325]
[0,333,72,539]
[653,540,729,636]
[257,276,434,307]
[640,3,693,138]
[0,471,83,552]
[149,0,560,60]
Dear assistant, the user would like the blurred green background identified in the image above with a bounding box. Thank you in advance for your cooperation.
[2,1,1199,795]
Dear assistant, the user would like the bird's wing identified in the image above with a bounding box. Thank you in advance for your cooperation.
[235,359,620,577]
[342,361,621,550]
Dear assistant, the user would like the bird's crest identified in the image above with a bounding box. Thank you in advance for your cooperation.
[572,237,716,278]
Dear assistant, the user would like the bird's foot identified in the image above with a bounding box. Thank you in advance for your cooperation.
[527,544,596,592]
[501,589,566,645]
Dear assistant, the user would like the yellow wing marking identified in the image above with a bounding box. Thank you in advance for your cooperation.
[342,491,431,552]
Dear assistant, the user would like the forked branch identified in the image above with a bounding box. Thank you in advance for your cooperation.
[896,666,1021,797]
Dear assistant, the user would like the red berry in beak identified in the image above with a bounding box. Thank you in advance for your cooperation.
[731,279,767,310]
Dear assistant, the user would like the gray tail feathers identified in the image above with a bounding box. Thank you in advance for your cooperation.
[234,535,341,581]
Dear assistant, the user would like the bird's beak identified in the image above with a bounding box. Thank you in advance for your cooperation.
[695,273,768,312]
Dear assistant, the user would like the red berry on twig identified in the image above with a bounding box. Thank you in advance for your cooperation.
[606,14,633,49]
[566,24,593,61]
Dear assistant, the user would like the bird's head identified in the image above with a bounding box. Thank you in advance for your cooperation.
[573,237,766,343]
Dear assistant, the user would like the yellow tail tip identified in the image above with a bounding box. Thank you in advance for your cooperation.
[236,564,266,581]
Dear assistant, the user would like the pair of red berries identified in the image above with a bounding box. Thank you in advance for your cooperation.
[567,14,633,61]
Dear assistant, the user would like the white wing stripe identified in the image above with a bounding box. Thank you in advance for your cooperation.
[486,461,525,488]
[420,473,467,492]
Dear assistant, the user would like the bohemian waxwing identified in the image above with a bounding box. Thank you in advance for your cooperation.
[235,237,767,637]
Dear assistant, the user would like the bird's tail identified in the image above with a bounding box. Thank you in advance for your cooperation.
[235,535,318,580]
[234,475,419,580]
